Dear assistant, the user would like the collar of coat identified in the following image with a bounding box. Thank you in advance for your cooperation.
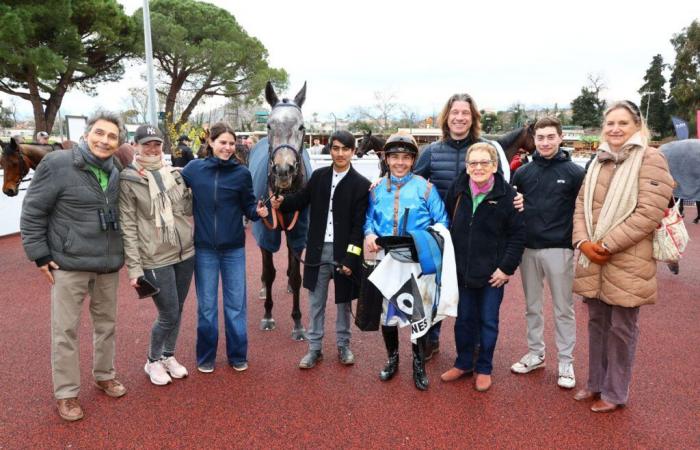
[455,170,508,201]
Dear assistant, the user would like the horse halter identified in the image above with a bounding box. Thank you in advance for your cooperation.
[267,102,305,183]
[3,145,30,182]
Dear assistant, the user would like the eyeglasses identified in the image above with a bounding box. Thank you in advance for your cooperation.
[331,145,352,152]
[467,160,494,168]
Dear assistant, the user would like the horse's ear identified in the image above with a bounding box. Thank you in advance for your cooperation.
[368,130,372,137]
[265,81,279,107]
[7,137,18,153]
[293,82,307,108]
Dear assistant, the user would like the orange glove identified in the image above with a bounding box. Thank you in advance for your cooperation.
[579,241,611,265]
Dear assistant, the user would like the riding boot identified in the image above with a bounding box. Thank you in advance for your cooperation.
[379,326,399,381]
[412,336,429,391]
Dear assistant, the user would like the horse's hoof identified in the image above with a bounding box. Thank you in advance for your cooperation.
[667,261,680,275]
[259,287,266,300]
[287,283,293,294]
[291,328,307,341]
[260,318,276,331]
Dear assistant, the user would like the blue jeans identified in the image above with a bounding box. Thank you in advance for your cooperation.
[454,285,504,375]
[195,247,247,367]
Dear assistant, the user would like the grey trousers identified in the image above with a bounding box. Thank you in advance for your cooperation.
[143,257,194,361]
[585,298,640,405]
[307,243,352,351]
[51,270,119,399]
[520,248,576,364]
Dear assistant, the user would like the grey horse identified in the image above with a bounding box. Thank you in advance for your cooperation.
[249,82,312,339]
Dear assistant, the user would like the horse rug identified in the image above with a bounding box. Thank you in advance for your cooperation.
[660,139,700,201]
[249,137,313,253]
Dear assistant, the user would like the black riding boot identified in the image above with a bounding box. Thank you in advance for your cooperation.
[412,336,429,391]
[379,326,399,381]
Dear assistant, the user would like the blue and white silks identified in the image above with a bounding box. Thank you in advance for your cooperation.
[368,224,458,342]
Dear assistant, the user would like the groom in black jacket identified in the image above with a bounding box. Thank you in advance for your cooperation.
[271,130,370,369]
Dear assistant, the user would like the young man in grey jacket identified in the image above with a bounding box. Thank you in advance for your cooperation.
[20,112,127,422]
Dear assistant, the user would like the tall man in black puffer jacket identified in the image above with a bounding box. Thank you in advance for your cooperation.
[414,93,522,359]
[509,117,585,390]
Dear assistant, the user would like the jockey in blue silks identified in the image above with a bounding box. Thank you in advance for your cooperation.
[363,132,453,391]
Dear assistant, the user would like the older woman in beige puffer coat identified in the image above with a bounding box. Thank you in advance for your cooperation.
[571,101,673,413]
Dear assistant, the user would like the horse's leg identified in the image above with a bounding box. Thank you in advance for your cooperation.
[260,248,276,331]
[287,239,306,341]
[286,262,293,293]
[259,274,266,299]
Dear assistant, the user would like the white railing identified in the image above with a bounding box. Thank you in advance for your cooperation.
[2,154,591,237]
[0,169,31,237]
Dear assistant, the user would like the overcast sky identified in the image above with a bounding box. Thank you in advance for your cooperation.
[5,0,698,122]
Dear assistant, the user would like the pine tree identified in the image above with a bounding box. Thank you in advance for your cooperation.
[668,20,700,134]
[639,55,672,137]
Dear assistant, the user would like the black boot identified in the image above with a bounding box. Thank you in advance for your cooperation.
[412,337,429,391]
[379,326,399,381]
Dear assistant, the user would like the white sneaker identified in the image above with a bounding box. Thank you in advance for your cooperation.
[511,353,545,374]
[144,360,172,385]
[557,362,576,389]
[162,356,189,379]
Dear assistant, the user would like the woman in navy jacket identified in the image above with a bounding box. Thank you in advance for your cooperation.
[182,122,268,373]
[441,143,525,392]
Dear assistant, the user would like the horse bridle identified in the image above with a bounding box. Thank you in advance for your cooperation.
[2,146,31,185]
[264,102,306,231]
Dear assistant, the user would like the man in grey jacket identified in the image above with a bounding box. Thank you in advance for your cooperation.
[20,112,127,422]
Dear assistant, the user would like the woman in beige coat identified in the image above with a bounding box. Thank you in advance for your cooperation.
[571,101,673,412]
[120,125,195,386]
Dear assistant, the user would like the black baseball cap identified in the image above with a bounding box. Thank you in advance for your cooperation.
[134,125,164,144]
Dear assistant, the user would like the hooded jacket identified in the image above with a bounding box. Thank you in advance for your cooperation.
[511,149,585,249]
[182,156,259,250]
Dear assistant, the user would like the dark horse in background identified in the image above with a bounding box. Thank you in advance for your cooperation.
[0,139,129,197]
[0,139,74,196]
[249,82,311,340]
[357,124,535,162]
[356,124,536,178]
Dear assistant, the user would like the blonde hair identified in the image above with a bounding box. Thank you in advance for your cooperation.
[601,101,651,145]
[466,142,499,168]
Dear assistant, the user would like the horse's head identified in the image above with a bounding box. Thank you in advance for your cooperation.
[523,122,536,154]
[1,138,27,197]
[356,130,372,158]
[265,81,306,192]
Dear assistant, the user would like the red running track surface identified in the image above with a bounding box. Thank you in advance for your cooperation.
[0,220,699,448]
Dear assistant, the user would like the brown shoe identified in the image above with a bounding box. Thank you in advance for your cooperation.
[440,367,472,382]
[573,389,600,401]
[95,379,127,398]
[57,398,84,422]
[475,373,492,392]
[591,398,621,413]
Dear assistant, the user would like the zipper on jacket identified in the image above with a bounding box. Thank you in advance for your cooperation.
[214,166,219,249]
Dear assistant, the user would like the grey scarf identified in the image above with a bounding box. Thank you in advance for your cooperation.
[79,140,115,173]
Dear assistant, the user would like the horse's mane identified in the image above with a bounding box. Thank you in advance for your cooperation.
[497,127,523,150]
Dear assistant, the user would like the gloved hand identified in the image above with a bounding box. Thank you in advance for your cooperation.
[579,241,611,265]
